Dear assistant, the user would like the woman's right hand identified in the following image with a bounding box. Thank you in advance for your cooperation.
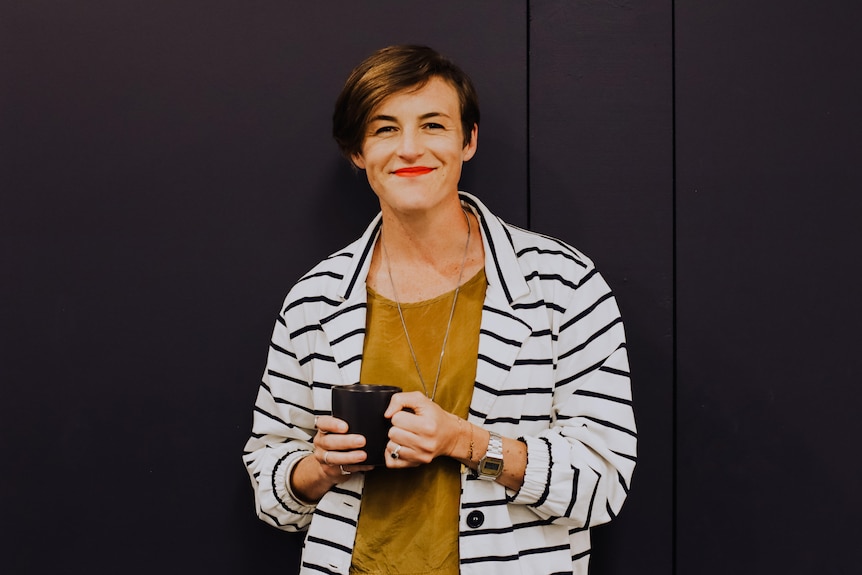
[313,415,374,476]
[290,415,374,502]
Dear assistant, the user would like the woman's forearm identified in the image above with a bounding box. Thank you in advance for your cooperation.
[449,418,526,492]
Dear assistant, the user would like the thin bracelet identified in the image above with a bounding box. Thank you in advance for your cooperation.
[467,422,475,462]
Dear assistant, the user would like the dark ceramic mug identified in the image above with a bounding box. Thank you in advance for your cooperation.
[331,384,402,466]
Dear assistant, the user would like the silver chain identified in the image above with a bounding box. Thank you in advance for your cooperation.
[381,208,471,401]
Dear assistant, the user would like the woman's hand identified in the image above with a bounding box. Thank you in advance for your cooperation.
[382,392,527,491]
[313,415,375,476]
[383,391,466,467]
[290,415,374,502]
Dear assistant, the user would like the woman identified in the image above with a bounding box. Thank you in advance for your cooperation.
[243,45,636,575]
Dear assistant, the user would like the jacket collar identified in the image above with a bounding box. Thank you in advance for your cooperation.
[334,192,531,306]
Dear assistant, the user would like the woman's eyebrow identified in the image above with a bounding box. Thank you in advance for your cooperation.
[369,114,398,123]
[368,111,451,123]
[419,112,451,120]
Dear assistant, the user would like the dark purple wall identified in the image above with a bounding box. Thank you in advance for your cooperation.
[0,2,526,572]
[675,1,862,572]
[1,2,530,573]
[6,1,857,574]
[529,2,673,573]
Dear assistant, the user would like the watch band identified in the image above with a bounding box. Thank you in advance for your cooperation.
[477,431,504,480]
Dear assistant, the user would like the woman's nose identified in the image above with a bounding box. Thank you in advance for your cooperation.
[397,128,423,158]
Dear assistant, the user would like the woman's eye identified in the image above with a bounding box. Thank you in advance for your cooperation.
[374,126,397,135]
[424,123,445,130]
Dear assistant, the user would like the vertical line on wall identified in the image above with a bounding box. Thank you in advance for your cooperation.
[671,0,678,574]
[526,0,532,229]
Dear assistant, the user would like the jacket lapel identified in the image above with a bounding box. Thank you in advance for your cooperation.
[461,194,533,423]
[319,216,381,387]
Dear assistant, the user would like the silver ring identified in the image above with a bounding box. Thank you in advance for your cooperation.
[314,416,320,428]
[323,450,332,465]
[390,444,401,460]
[340,465,351,475]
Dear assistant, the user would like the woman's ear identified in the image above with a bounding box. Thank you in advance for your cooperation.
[462,124,478,162]
[351,152,366,170]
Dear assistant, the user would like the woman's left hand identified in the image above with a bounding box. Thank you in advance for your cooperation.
[383,391,463,467]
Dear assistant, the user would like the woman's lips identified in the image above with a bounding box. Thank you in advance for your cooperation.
[393,166,434,177]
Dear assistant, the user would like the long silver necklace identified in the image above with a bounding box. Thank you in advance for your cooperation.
[381,208,471,401]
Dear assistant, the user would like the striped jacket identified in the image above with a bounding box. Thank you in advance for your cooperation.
[243,192,636,575]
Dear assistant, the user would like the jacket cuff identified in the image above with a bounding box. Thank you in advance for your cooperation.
[505,435,549,505]
[274,451,318,513]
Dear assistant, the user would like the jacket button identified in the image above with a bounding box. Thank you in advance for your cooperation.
[466,510,484,528]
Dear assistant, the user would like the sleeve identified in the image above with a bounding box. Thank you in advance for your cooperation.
[241,303,319,532]
[507,267,637,529]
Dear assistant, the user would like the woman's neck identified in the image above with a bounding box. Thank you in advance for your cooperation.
[369,202,484,303]
[381,200,468,262]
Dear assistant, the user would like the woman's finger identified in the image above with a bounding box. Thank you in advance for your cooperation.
[385,440,421,468]
[314,415,349,434]
[384,391,429,418]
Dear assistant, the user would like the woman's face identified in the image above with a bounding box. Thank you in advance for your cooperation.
[352,76,478,219]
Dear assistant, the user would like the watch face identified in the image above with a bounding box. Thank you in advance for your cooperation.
[480,460,502,475]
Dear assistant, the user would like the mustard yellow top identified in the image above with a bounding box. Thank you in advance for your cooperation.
[351,268,486,575]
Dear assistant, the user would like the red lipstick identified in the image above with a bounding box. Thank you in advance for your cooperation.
[393,166,434,177]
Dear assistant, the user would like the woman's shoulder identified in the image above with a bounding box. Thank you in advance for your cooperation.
[272,235,366,314]
[501,220,597,281]
[466,193,596,279]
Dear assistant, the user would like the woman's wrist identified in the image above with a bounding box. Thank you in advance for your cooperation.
[447,415,478,466]
[284,454,319,506]
[289,452,337,504]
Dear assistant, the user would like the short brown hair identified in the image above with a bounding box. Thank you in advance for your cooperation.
[332,45,480,161]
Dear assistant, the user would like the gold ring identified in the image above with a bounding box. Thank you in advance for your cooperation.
[323,450,332,465]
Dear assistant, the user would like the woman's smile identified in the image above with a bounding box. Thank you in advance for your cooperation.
[393,166,435,177]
